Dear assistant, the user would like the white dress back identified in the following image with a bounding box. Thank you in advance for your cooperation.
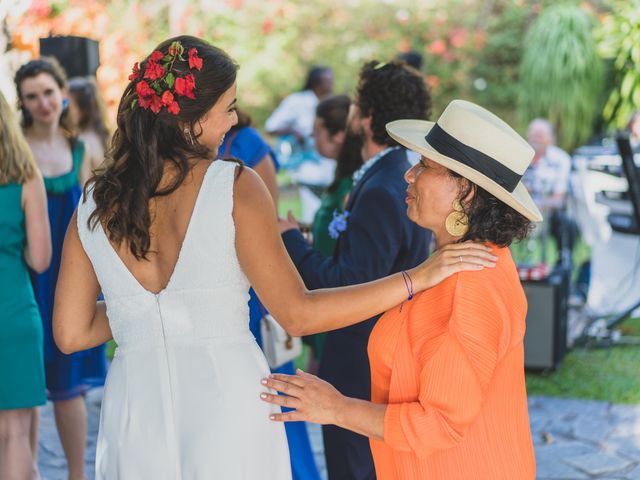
[77,160,291,479]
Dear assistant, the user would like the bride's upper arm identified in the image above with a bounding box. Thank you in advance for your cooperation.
[53,211,101,351]
[232,168,306,332]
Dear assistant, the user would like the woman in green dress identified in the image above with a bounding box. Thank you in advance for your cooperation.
[0,91,51,479]
[305,95,362,367]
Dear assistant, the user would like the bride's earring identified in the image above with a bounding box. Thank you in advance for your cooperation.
[445,199,469,237]
[184,128,194,145]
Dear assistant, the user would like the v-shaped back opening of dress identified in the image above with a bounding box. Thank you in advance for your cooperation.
[99,160,217,297]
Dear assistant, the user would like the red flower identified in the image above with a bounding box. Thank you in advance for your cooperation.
[175,74,196,99]
[168,44,180,56]
[427,39,447,56]
[150,94,162,114]
[138,95,151,109]
[135,80,154,99]
[188,48,203,71]
[150,50,164,62]
[161,90,174,106]
[144,61,165,80]
[128,62,140,81]
[167,101,180,115]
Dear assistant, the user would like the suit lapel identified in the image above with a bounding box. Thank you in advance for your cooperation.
[344,148,406,211]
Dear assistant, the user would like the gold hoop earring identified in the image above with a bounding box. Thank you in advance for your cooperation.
[184,128,194,145]
[445,199,469,237]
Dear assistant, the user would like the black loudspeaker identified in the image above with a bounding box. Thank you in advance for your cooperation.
[39,36,100,78]
[523,266,570,371]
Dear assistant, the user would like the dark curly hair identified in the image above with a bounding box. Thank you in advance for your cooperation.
[87,35,239,260]
[15,56,77,139]
[450,171,533,247]
[355,60,432,146]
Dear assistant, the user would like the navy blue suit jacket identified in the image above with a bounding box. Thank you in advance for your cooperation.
[282,147,431,399]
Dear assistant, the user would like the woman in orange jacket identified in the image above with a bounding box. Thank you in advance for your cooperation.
[261,99,540,479]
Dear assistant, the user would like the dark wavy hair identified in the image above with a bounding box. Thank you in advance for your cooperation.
[355,60,432,146]
[315,95,362,193]
[87,35,239,260]
[69,76,111,151]
[15,56,76,139]
[450,171,533,247]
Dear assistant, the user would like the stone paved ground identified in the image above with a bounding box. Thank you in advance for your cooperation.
[38,390,640,480]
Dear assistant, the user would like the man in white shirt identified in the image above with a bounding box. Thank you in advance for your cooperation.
[523,118,572,209]
[265,66,334,143]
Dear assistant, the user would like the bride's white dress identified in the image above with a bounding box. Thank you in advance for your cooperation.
[77,161,291,479]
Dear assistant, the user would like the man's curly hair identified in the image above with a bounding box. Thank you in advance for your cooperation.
[355,60,432,146]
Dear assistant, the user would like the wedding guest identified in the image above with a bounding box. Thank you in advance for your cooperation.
[278,60,432,480]
[305,95,362,370]
[0,90,51,480]
[524,118,572,209]
[68,76,111,170]
[265,65,334,144]
[51,36,495,478]
[311,95,362,255]
[15,57,107,480]
[262,100,541,479]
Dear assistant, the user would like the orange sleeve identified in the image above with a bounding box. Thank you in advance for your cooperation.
[383,274,506,458]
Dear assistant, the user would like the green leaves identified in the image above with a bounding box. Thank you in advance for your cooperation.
[598,0,640,130]
[165,72,175,89]
[517,4,604,151]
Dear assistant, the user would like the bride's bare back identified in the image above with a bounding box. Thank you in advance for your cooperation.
[110,159,213,295]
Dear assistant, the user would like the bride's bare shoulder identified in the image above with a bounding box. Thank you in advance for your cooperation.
[232,165,274,216]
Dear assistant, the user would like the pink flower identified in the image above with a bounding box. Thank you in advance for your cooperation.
[167,101,180,115]
[149,94,162,114]
[161,90,174,106]
[188,48,203,71]
[144,61,165,81]
[175,74,196,99]
[150,50,164,62]
[128,62,140,81]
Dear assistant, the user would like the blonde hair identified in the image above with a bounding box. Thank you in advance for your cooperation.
[0,91,38,185]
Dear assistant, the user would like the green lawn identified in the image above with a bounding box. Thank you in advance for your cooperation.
[525,317,640,403]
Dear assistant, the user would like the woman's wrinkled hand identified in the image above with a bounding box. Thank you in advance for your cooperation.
[413,241,498,292]
[260,369,344,425]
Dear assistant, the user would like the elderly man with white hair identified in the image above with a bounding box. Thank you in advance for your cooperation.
[523,118,572,208]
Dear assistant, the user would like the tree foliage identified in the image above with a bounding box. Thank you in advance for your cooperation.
[599,0,640,130]
[518,4,604,150]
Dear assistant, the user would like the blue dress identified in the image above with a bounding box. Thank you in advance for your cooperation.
[220,127,321,480]
[31,139,107,401]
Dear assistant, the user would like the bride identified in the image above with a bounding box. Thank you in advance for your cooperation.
[52,35,496,479]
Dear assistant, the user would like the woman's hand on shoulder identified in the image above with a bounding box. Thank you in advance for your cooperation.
[413,241,498,292]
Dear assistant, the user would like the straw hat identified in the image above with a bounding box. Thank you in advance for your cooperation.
[386,99,543,222]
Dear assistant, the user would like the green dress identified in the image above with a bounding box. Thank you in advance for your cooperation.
[305,177,353,360]
[0,182,46,409]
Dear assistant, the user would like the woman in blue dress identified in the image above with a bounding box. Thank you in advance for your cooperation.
[219,108,321,480]
[16,57,107,480]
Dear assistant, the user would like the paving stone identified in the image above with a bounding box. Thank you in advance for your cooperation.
[622,463,640,479]
[535,440,601,464]
[610,404,640,421]
[602,438,640,462]
[535,456,589,479]
[572,415,615,443]
[565,452,633,476]
[611,421,640,439]
[35,390,639,480]
[531,396,611,417]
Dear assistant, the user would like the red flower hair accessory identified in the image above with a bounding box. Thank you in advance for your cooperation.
[129,40,203,116]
